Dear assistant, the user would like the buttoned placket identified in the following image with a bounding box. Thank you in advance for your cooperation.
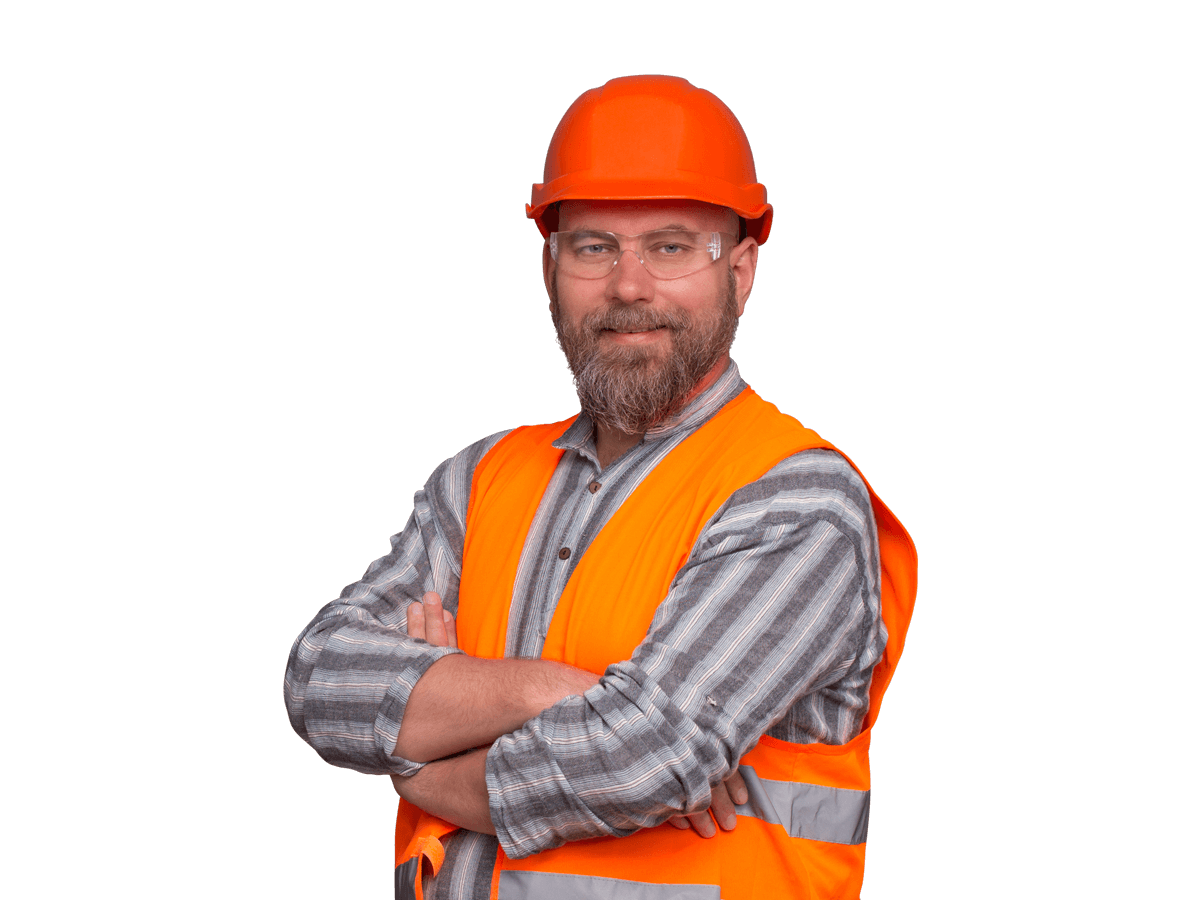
[535,450,626,638]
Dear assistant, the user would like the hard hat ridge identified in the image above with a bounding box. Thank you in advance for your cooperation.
[528,75,773,244]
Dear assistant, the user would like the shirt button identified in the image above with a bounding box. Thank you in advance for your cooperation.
[558,547,571,560]
[588,481,601,494]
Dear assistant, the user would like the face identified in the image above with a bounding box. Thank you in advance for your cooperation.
[546,200,758,434]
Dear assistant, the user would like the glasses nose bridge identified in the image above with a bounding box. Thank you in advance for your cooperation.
[600,236,648,274]
[610,241,648,272]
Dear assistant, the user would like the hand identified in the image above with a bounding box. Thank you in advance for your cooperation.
[407,591,458,649]
[668,768,749,838]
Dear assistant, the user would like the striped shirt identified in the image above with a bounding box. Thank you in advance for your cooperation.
[284,362,885,899]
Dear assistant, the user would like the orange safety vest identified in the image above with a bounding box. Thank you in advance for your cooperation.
[395,388,917,900]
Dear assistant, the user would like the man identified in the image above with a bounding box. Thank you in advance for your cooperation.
[286,75,917,900]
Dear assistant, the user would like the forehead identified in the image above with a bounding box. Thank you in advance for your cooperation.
[557,199,738,235]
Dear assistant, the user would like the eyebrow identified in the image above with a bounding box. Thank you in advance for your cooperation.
[569,224,696,234]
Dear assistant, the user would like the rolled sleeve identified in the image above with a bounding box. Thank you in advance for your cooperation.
[284,431,508,775]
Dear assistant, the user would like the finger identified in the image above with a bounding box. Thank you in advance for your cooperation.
[725,768,749,807]
[442,608,459,649]
[687,811,717,839]
[422,592,449,647]
[708,782,738,832]
[667,816,690,830]
[406,602,425,641]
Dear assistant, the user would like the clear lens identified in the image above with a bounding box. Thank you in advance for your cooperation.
[550,230,737,280]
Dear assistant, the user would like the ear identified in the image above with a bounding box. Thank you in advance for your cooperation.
[727,237,758,315]
[543,241,555,307]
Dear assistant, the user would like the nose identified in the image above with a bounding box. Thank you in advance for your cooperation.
[606,248,655,305]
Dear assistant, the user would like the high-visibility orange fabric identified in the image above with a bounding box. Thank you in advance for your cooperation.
[395,388,917,899]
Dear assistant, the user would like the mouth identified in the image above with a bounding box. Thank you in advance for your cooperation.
[602,325,669,334]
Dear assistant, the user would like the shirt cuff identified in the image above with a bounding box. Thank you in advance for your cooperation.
[374,644,464,776]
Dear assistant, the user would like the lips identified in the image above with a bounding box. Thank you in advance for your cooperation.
[604,325,668,334]
[583,305,691,340]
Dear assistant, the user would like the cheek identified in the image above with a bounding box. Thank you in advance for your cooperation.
[554,280,607,320]
[659,279,725,317]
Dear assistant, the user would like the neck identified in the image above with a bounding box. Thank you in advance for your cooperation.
[592,354,730,470]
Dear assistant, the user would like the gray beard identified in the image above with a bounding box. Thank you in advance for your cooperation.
[550,271,739,435]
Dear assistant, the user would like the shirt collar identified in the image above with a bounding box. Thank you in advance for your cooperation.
[553,360,747,454]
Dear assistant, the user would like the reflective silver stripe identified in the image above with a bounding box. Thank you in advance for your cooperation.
[499,871,719,900]
[735,764,870,845]
[496,770,867,898]
[394,858,419,900]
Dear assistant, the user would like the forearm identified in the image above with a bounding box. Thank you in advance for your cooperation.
[393,654,600,762]
[487,663,715,854]
[393,749,495,835]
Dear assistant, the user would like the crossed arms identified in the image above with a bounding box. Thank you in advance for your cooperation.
[390,592,746,838]
[284,436,881,858]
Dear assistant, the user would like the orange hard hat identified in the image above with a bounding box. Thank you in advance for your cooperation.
[527,75,773,244]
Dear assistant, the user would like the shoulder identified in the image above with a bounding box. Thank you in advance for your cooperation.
[707,448,876,547]
[758,449,872,513]
[424,429,513,497]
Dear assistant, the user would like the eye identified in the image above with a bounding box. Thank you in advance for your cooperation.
[647,238,696,257]
[568,233,619,258]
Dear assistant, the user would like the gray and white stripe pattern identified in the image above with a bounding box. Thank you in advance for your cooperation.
[284,361,884,899]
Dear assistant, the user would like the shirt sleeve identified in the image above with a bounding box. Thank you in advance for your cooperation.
[283,431,508,775]
[485,449,886,857]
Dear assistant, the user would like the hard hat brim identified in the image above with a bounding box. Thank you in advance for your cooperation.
[527,176,773,245]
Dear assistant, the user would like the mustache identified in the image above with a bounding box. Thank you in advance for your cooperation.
[581,305,692,334]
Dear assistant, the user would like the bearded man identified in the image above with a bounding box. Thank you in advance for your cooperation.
[285,75,917,900]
